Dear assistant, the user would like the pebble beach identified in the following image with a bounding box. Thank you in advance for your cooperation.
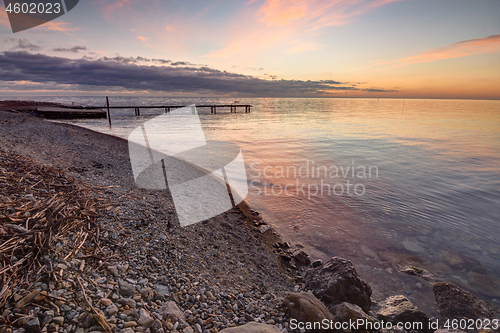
[0,105,499,333]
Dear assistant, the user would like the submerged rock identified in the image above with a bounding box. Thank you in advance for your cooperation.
[466,272,500,297]
[433,282,496,320]
[441,251,485,273]
[305,256,372,312]
[378,251,427,268]
[399,266,436,282]
[402,240,425,253]
[377,295,430,333]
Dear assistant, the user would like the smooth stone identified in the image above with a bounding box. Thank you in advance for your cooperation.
[106,304,119,316]
[119,328,134,333]
[123,321,137,328]
[100,298,112,306]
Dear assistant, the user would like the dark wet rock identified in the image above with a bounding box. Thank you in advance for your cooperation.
[312,259,322,268]
[466,272,500,298]
[330,302,379,330]
[82,313,94,328]
[433,282,496,320]
[283,292,336,331]
[218,322,281,332]
[157,301,188,329]
[24,317,40,332]
[293,250,311,266]
[305,257,372,312]
[377,295,430,333]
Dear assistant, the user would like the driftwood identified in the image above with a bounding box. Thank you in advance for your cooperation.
[0,149,108,307]
[77,277,113,333]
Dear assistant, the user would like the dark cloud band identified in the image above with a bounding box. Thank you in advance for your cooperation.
[0,51,393,96]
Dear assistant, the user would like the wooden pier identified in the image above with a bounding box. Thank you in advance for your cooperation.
[36,106,106,119]
[0,100,252,120]
[82,104,252,115]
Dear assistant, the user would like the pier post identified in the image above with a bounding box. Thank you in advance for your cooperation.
[106,96,111,128]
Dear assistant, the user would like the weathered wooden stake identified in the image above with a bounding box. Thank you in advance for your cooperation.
[106,97,111,128]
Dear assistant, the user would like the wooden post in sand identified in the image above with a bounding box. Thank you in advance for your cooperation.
[106,97,111,128]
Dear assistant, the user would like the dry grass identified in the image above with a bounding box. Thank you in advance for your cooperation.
[0,149,107,307]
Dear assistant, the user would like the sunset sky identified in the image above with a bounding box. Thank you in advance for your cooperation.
[0,0,499,99]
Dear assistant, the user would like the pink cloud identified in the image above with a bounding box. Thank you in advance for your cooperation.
[255,0,403,29]
[388,35,500,66]
[93,0,131,20]
[204,0,403,59]
[0,8,10,28]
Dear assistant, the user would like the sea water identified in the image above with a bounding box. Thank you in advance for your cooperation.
[8,96,500,315]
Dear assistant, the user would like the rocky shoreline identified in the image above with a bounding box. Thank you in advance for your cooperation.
[0,108,499,333]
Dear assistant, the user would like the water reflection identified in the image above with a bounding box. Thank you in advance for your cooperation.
[42,96,500,315]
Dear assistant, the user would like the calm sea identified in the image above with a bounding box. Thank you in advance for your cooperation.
[10,96,500,314]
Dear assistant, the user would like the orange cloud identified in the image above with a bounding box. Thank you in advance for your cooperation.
[257,0,308,26]
[388,35,500,66]
[44,21,79,34]
[137,36,154,48]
